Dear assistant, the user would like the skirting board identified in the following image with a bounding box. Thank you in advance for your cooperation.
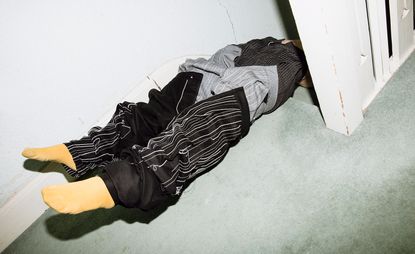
[0,55,204,252]
[0,170,67,252]
[0,78,158,253]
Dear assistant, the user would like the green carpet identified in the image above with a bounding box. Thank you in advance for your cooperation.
[3,52,415,254]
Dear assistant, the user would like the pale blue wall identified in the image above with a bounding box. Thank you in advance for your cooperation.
[0,0,295,207]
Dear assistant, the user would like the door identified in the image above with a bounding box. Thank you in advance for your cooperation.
[289,0,375,135]
[393,0,414,65]
[289,0,414,135]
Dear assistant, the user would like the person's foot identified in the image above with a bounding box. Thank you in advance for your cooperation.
[41,176,115,214]
[22,144,77,170]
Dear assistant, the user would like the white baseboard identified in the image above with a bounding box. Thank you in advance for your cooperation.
[0,168,67,252]
[0,55,205,252]
[0,81,158,253]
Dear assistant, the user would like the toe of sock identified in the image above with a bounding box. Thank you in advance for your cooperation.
[22,148,35,158]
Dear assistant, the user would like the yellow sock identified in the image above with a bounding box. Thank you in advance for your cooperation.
[41,176,115,214]
[22,144,76,170]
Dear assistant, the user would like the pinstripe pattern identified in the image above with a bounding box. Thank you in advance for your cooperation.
[63,102,135,177]
[62,37,307,182]
[235,37,308,112]
[63,72,202,178]
[128,88,250,195]
[179,45,279,121]
[179,45,241,102]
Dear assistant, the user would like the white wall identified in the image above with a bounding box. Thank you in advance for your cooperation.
[0,0,292,208]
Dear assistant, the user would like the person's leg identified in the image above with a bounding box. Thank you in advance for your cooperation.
[22,101,138,177]
[282,39,313,88]
[234,37,309,112]
[42,158,168,214]
[61,101,140,177]
[41,87,250,214]
[22,72,203,178]
[41,176,115,214]
[139,87,251,195]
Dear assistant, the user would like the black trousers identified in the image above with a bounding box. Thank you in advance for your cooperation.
[235,37,308,112]
[98,87,250,210]
[63,72,203,178]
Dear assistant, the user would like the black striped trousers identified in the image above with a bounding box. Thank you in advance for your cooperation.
[99,87,250,210]
[235,37,308,112]
[63,72,203,178]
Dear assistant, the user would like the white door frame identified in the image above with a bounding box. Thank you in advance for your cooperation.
[289,0,368,135]
[289,0,415,135]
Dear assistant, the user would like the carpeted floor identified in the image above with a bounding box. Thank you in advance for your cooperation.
[3,52,415,254]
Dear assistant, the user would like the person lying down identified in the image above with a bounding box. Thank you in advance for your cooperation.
[22,37,310,214]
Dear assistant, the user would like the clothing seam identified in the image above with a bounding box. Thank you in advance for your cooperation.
[176,79,189,114]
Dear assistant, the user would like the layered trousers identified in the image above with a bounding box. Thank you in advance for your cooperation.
[63,72,250,210]
[63,72,202,178]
